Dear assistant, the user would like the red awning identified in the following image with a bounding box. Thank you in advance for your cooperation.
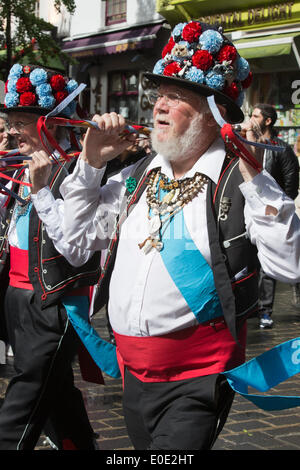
[62,24,163,58]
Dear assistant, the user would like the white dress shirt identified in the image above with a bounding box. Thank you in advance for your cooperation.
[60,137,300,337]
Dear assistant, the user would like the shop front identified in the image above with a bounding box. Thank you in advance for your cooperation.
[157,0,300,151]
[62,22,169,126]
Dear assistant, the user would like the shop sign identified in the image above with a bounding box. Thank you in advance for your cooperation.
[197,2,296,31]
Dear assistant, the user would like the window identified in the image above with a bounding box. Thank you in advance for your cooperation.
[108,71,139,123]
[105,0,127,26]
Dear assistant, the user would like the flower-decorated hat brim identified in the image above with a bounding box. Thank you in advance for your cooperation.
[0,105,69,118]
[143,72,244,124]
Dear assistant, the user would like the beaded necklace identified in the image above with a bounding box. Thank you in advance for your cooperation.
[15,171,32,219]
[138,168,209,254]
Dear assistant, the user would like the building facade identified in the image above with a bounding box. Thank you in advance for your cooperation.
[38,0,170,125]
[156,0,300,150]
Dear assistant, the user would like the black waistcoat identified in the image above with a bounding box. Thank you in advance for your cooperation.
[93,153,259,341]
[0,159,101,308]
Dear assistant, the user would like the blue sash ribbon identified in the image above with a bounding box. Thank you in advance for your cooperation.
[223,337,300,410]
[62,296,121,379]
[159,197,223,324]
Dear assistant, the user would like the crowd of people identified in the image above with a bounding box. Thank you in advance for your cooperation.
[0,20,300,450]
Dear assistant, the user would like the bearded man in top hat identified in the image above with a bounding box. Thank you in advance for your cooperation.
[58,22,300,450]
[0,64,102,450]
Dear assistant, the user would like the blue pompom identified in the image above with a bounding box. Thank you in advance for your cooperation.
[185,66,205,84]
[199,30,223,54]
[36,83,52,97]
[235,90,245,108]
[236,57,250,81]
[5,92,19,107]
[7,77,18,93]
[38,95,55,109]
[172,23,187,40]
[30,68,48,86]
[8,64,23,79]
[205,71,225,90]
[66,79,78,93]
[153,59,165,75]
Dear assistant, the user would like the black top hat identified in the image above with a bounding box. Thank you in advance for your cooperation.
[2,63,79,117]
[144,21,253,124]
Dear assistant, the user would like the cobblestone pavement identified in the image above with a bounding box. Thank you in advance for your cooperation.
[1,281,300,451]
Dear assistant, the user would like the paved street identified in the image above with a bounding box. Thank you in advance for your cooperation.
[1,281,300,451]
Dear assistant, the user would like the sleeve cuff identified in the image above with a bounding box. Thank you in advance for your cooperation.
[31,186,54,213]
[239,170,287,214]
[74,157,107,187]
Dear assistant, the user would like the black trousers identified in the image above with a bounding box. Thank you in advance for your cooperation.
[0,286,95,450]
[123,368,234,450]
[258,268,276,317]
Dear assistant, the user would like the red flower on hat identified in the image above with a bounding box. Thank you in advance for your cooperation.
[223,82,240,101]
[163,61,182,76]
[23,65,31,74]
[182,22,202,43]
[162,36,175,58]
[16,77,32,93]
[192,50,213,71]
[216,45,237,64]
[50,74,66,92]
[241,71,253,89]
[19,91,37,106]
[5,80,8,93]
[55,90,68,104]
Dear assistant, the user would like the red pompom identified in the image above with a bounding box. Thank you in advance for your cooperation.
[19,91,36,106]
[55,90,68,104]
[163,61,182,76]
[192,50,213,71]
[216,45,237,63]
[182,22,202,43]
[50,74,66,91]
[162,36,175,58]
[241,71,253,89]
[16,77,32,93]
[223,82,240,101]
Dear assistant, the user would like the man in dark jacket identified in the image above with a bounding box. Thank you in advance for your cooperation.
[248,103,299,328]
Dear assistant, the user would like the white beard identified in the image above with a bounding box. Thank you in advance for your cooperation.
[151,113,208,163]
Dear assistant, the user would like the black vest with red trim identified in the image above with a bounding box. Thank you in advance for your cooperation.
[0,158,101,308]
[94,152,259,340]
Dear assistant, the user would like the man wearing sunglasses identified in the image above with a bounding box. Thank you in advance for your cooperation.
[61,22,300,450]
[0,64,101,450]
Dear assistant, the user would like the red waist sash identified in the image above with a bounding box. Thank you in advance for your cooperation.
[114,319,247,383]
[9,246,89,296]
[9,246,33,290]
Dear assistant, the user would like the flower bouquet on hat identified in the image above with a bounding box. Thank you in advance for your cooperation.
[144,21,253,124]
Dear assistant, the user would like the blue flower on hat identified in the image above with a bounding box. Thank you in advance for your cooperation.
[199,30,223,54]
[36,83,52,97]
[7,77,18,93]
[153,59,165,75]
[66,79,78,93]
[172,23,187,40]
[5,92,19,107]
[205,71,225,90]
[185,66,205,84]
[38,95,56,109]
[30,68,48,86]
[8,64,23,79]
[236,57,250,81]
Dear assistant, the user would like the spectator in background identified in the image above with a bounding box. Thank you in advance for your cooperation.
[244,103,300,327]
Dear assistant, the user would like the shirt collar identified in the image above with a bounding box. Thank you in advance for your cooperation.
[148,137,226,184]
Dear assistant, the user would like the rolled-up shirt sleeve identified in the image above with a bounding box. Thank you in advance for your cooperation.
[60,157,133,252]
[240,170,300,282]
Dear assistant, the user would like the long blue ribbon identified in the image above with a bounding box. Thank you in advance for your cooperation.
[223,337,300,410]
[62,296,121,379]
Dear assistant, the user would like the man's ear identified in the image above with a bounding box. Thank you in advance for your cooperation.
[265,117,272,127]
